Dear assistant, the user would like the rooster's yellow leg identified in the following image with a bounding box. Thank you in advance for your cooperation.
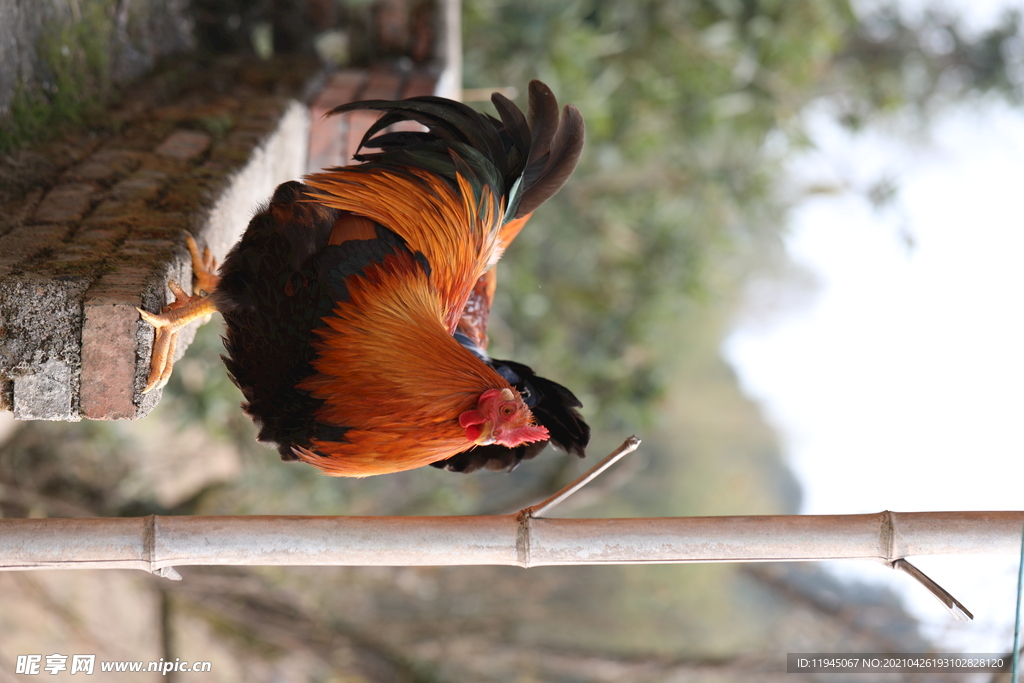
[186,232,220,295]
[138,234,221,394]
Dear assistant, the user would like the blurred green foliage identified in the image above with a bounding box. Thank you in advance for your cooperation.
[836,5,1024,127]
[462,0,1024,437]
[0,0,195,154]
[462,0,843,431]
[0,1,114,153]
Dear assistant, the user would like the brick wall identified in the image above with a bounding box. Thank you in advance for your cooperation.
[0,60,443,421]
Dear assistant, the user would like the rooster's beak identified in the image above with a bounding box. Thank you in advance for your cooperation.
[472,421,496,446]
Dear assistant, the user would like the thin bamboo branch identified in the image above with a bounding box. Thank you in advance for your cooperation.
[525,436,641,517]
[891,558,973,621]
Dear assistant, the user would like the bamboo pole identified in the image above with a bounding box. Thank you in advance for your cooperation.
[2,510,1023,573]
[1,436,1020,621]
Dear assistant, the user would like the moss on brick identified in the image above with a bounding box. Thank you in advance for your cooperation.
[0,2,114,153]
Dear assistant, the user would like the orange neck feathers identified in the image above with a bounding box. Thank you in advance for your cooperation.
[295,250,513,476]
[305,164,505,333]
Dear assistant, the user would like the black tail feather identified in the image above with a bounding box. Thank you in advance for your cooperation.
[324,80,585,223]
[516,81,586,218]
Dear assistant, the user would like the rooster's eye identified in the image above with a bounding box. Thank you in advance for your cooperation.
[499,404,515,417]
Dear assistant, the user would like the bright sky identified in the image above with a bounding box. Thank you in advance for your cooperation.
[723,85,1024,651]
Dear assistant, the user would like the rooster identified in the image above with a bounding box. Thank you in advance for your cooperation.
[140,81,586,477]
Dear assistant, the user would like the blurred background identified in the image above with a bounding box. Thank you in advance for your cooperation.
[2,0,1023,680]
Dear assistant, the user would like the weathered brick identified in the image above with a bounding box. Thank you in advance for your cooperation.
[64,149,143,183]
[33,183,96,223]
[223,129,265,150]
[319,70,367,103]
[364,68,405,99]
[89,272,149,294]
[375,0,410,54]
[91,198,149,220]
[0,224,71,279]
[13,360,76,420]
[110,169,169,201]
[3,274,91,421]
[207,142,253,167]
[36,248,107,278]
[117,238,178,258]
[308,114,345,172]
[137,153,182,175]
[67,162,116,183]
[0,380,12,412]
[0,256,24,275]
[346,110,381,162]
[196,160,235,190]
[50,245,98,259]
[88,263,160,302]
[401,71,437,98]
[155,130,212,161]
[77,224,129,245]
[238,105,285,130]
[157,179,211,214]
[0,187,44,233]
[309,70,366,172]
[344,70,404,163]
[409,1,436,63]
[0,224,70,260]
[80,302,141,419]
[63,237,120,258]
[127,214,192,241]
[188,100,240,122]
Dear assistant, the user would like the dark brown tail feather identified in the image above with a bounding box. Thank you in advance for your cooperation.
[514,81,586,218]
